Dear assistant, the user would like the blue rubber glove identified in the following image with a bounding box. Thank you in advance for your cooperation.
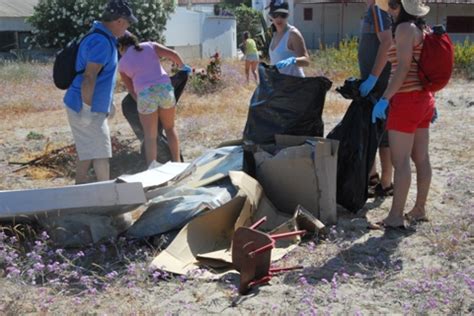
[181,64,192,74]
[359,74,378,97]
[372,97,389,123]
[275,57,296,69]
[431,107,438,123]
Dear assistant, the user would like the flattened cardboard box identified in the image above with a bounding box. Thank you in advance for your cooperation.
[149,171,297,277]
[254,135,339,225]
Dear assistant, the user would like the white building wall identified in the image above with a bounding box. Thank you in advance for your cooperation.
[202,16,236,58]
[164,7,203,46]
[164,7,237,59]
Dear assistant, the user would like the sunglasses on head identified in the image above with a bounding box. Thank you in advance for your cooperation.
[388,0,400,9]
[271,12,289,19]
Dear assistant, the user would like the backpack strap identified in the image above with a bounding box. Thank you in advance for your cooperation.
[412,32,426,79]
[76,28,115,77]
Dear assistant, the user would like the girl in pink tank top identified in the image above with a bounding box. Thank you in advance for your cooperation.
[117,32,191,167]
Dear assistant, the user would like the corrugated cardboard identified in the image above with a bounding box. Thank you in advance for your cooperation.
[149,171,298,276]
[254,135,339,225]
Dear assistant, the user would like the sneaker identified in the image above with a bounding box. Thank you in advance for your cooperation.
[148,160,163,170]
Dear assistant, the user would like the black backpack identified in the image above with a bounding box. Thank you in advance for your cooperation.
[53,29,110,90]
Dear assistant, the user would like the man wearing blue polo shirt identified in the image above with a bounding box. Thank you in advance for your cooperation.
[64,0,137,184]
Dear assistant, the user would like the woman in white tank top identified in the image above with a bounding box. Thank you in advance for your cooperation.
[268,1,310,77]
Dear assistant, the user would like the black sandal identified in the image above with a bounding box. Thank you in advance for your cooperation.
[369,173,380,187]
[374,183,394,197]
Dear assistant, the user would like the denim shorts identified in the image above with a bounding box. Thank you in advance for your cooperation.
[137,82,176,115]
[245,53,259,62]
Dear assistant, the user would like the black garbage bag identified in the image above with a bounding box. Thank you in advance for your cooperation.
[121,70,188,163]
[243,63,332,144]
[326,78,384,212]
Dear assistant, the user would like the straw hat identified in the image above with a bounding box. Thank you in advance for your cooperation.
[376,0,430,16]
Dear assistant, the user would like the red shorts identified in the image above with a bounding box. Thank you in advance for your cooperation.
[387,90,435,133]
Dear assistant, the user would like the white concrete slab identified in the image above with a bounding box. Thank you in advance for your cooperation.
[0,181,146,219]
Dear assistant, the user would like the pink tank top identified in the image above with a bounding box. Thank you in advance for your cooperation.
[118,42,170,94]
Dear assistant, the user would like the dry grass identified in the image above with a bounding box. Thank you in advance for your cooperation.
[1,59,473,315]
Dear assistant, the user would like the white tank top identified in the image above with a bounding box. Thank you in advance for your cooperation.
[269,25,305,78]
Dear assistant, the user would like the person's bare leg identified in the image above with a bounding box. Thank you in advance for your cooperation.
[245,60,250,84]
[92,158,110,182]
[139,111,159,166]
[251,61,258,83]
[383,130,415,227]
[379,147,393,189]
[407,128,431,220]
[159,107,180,162]
[369,161,378,179]
[75,159,92,184]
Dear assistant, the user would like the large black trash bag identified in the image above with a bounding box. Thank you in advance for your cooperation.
[243,63,332,144]
[121,70,188,163]
[326,78,384,212]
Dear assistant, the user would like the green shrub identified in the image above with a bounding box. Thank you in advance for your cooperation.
[311,37,474,81]
[311,37,360,80]
[26,0,175,48]
[186,53,223,95]
[454,39,474,79]
[233,5,264,47]
[26,131,45,140]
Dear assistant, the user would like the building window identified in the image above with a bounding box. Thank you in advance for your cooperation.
[304,8,313,21]
[0,31,16,52]
[446,16,474,33]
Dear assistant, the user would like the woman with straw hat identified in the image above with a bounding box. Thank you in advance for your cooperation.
[370,0,434,229]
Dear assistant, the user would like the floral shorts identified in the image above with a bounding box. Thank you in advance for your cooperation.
[137,82,176,115]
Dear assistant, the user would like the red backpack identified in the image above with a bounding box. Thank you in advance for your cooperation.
[416,25,454,92]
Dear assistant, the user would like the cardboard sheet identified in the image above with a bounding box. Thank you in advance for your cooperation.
[117,162,190,189]
[149,171,300,276]
[254,135,339,225]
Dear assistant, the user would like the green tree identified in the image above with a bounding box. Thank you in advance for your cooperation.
[27,0,175,48]
[223,0,252,7]
[233,4,263,46]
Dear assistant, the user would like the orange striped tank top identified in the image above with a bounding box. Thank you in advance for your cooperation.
[387,41,423,92]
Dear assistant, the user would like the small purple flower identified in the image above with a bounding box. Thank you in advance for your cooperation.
[99,244,107,253]
[152,270,162,282]
[106,271,118,280]
[6,266,21,277]
[33,262,45,272]
[299,275,309,286]
[55,248,64,256]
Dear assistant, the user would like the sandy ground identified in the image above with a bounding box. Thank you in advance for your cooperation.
[0,80,473,314]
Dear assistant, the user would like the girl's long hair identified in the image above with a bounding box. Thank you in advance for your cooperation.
[117,32,143,52]
[392,0,426,34]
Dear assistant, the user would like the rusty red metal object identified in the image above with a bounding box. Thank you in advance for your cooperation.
[232,217,306,294]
